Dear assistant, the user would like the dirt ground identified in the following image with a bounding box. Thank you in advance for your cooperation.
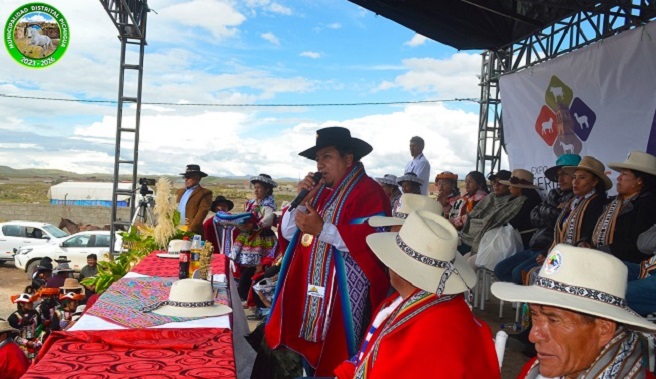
[2,261,528,378]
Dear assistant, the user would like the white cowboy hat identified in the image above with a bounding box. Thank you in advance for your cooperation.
[141,279,232,318]
[396,172,425,186]
[366,210,476,295]
[375,174,398,187]
[369,193,443,227]
[491,244,656,332]
[498,169,542,190]
[562,155,613,190]
[608,151,656,177]
[0,320,19,334]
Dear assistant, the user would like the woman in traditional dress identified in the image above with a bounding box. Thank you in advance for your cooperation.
[230,174,278,302]
[7,293,42,361]
[435,171,460,219]
[396,172,423,195]
[521,156,609,280]
[448,171,489,230]
[588,151,656,263]
[375,174,401,212]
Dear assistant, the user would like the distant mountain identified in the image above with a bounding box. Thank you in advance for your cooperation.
[0,166,297,182]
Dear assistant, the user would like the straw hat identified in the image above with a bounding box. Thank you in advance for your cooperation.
[60,278,84,292]
[0,320,19,334]
[608,151,656,177]
[562,155,612,190]
[375,174,398,187]
[498,169,541,190]
[366,210,476,295]
[369,193,443,227]
[491,244,656,332]
[544,154,581,182]
[141,279,232,318]
[396,172,424,185]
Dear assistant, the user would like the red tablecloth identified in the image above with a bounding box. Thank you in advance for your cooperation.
[131,250,227,278]
[24,328,235,379]
[23,252,238,379]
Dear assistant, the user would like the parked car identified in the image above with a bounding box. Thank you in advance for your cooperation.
[14,230,123,279]
[0,221,68,264]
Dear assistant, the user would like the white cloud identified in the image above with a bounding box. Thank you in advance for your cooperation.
[300,51,321,59]
[404,34,428,47]
[327,23,342,29]
[156,0,246,41]
[261,32,280,45]
[375,53,481,99]
[23,14,54,23]
[268,3,292,15]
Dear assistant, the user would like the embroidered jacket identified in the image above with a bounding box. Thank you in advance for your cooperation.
[334,291,500,379]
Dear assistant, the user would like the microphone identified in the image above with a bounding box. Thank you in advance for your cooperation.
[289,172,322,211]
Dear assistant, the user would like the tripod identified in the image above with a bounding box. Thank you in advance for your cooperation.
[131,195,155,227]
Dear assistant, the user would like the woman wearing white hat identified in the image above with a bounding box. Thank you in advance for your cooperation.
[396,172,423,195]
[374,174,401,211]
[231,173,279,303]
[492,244,656,379]
[7,293,42,361]
[588,151,656,263]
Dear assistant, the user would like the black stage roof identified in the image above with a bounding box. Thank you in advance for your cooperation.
[347,1,637,50]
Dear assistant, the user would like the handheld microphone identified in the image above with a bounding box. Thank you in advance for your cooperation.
[289,172,322,211]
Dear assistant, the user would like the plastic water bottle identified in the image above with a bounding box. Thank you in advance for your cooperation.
[495,330,508,367]
[178,237,191,279]
[189,235,202,276]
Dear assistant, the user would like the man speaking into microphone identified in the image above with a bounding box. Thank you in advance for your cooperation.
[265,126,391,376]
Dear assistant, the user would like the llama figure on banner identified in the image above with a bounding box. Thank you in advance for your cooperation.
[550,86,564,102]
[573,112,590,129]
[541,118,554,135]
[24,26,54,57]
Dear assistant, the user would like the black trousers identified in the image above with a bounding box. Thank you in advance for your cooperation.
[238,266,256,301]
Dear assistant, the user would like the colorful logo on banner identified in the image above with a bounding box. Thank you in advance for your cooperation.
[4,2,70,68]
[534,76,596,157]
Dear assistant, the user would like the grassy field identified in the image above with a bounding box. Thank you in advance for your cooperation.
[0,173,298,210]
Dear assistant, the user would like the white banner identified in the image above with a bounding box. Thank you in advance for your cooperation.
[500,21,656,194]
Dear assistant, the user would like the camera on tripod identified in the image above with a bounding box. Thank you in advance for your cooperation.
[138,178,156,196]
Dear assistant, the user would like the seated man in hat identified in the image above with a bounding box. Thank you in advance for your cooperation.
[31,257,53,291]
[265,126,392,376]
[492,244,656,379]
[176,164,213,237]
[46,262,74,289]
[0,319,29,379]
[334,210,500,378]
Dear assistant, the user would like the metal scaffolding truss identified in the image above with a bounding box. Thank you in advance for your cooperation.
[98,0,149,253]
[476,0,656,175]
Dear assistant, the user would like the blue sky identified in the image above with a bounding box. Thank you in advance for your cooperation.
[0,0,491,180]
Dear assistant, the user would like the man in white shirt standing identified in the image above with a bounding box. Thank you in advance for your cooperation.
[405,136,431,195]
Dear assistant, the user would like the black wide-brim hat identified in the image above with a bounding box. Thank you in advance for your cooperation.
[211,196,234,211]
[180,164,208,178]
[298,126,373,161]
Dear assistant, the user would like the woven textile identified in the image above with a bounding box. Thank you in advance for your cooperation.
[86,277,229,328]
[132,251,227,278]
[24,328,236,379]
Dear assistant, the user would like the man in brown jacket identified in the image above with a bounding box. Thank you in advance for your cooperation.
[176,164,213,237]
